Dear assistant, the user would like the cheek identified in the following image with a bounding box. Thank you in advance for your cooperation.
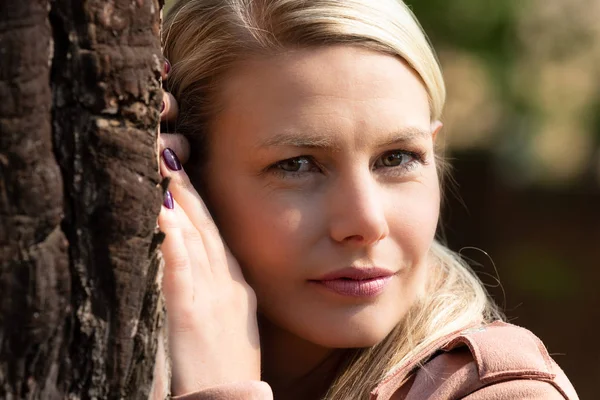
[383,174,440,304]
[207,184,319,282]
[389,177,440,256]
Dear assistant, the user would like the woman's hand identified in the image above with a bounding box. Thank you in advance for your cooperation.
[157,60,262,396]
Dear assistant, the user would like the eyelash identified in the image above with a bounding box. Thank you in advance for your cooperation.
[268,149,428,179]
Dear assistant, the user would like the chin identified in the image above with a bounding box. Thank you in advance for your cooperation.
[313,321,398,349]
[321,334,390,349]
[277,305,405,349]
[256,283,415,350]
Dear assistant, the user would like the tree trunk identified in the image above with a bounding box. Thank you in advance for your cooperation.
[0,0,165,398]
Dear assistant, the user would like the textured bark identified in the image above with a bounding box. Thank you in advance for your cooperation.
[0,1,71,398]
[0,0,165,398]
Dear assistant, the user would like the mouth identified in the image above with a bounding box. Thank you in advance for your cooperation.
[309,267,396,298]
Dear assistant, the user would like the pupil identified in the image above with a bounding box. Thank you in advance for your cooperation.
[282,159,303,171]
[385,153,402,166]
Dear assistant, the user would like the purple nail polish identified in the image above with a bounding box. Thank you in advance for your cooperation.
[164,59,171,75]
[162,148,182,171]
[164,190,174,209]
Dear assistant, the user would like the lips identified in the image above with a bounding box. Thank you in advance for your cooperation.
[315,267,395,281]
[309,267,396,298]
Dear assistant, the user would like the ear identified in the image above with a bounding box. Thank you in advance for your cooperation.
[430,120,443,144]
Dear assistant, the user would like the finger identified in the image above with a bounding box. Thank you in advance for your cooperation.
[161,152,245,284]
[161,91,179,122]
[158,195,195,311]
[162,58,171,80]
[171,191,213,283]
[160,134,191,164]
[150,330,169,400]
[160,193,213,307]
[163,165,225,264]
[160,151,228,272]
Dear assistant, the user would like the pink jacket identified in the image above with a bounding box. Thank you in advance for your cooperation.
[172,321,579,399]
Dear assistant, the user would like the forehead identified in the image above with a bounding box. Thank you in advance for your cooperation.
[214,45,432,145]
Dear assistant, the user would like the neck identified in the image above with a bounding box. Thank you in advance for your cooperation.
[259,315,346,400]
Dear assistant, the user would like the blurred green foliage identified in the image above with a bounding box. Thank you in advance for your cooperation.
[410,0,600,187]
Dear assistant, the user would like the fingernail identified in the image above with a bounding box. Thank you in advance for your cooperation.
[160,100,165,113]
[162,148,182,171]
[164,59,171,75]
[164,190,174,209]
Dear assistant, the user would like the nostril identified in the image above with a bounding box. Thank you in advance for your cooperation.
[344,234,365,243]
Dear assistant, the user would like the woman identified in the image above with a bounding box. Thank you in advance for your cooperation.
[155,0,578,398]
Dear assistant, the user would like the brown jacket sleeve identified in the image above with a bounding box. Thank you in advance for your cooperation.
[373,321,579,400]
[463,379,567,399]
[171,381,273,400]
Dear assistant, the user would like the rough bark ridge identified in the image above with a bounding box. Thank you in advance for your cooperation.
[0,1,71,398]
[0,0,165,398]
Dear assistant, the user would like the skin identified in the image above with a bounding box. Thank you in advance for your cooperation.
[158,45,443,399]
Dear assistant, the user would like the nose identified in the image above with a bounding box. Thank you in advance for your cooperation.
[327,170,390,246]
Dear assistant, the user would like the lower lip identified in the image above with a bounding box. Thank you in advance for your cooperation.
[311,276,393,298]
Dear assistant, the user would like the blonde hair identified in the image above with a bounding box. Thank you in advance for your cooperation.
[163,0,503,398]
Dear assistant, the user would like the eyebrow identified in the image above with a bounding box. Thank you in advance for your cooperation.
[258,126,430,150]
[377,127,431,147]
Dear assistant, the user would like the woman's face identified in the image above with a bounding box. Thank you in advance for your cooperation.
[202,46,441,348]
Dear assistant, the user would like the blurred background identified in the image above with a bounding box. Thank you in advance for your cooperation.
[164,0,600,396]
[408,1,599,397]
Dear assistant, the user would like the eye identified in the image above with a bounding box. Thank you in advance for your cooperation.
[268,156,321,180]
[374,151,417,168]
[276,157,312,172]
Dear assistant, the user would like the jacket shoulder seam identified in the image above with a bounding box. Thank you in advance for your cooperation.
[440,321,556,382]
